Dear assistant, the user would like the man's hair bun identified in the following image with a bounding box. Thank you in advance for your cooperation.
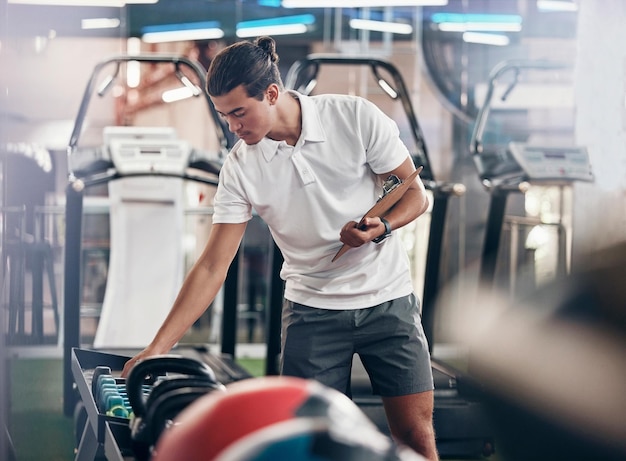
[255,36,280,64]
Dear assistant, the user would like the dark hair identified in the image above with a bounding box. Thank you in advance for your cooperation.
[206,36,284,100]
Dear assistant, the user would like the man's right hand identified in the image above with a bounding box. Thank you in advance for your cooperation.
[121,347,163,378]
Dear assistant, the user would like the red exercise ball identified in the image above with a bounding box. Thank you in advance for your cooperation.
[151,376,379,461]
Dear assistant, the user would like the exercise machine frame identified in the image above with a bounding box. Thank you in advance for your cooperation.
[62,54,239,417]
[469,59,591,289]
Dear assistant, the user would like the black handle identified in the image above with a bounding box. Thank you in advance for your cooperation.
[126,355,217,417]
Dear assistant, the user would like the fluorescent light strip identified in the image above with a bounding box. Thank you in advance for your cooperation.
[126,37,141,88]
[162,87,195,103]
[143,28,224,43]
[282,0,447,7]
[430,13,522,32]
[9,0,157,5]
[349,18,413,35]
[236,14,315,38]
[81,18,120,29]
[536,0,578,12]
[142,21,224,43]
[438,22,522,32]
[237,24,309,38]
[237,14,315,28]
[377,79,398,98]
[432,13,522,23]
[462,32,510,46]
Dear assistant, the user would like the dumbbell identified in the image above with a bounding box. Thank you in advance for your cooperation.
[97,381,130,417]
[105,395,130,418]
[91,365,140,418]
[125,355,225,461]
[91,366,112,398]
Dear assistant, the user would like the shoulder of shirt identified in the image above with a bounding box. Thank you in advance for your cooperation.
[305,93,376,116]
[307,92,367,105]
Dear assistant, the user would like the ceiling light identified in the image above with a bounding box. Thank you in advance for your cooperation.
[438,22,522,32]
[8,0,157,5]
[432,13,522,32]
[236,14,315,38]
[162,87,196,103]
[536,0,578,12]
[175,69,202,97]
[282,0,447,7]
[142,21,224,43]
[126,37,141,88]
[377,79,398,98]
[160,68,204,103]
[462,32,510,46]
[237,24,309,37]
[81,18,121,29]
[349,18,413,35]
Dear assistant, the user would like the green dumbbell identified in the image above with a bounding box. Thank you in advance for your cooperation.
[105,395,130,418]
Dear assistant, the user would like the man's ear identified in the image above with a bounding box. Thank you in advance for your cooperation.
[266,84,280,104]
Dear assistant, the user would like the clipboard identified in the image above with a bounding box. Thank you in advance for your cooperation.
[332,166,423,262]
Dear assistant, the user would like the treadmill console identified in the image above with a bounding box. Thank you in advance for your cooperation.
[507,142,593,183]
[104,126,191,176]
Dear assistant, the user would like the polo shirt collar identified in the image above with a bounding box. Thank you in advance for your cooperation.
[253,90,326,163]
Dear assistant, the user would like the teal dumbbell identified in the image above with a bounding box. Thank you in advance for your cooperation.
[98,384,118,411]
[105,395,130,418]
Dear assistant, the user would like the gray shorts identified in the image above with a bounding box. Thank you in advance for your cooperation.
[280,293,434,397]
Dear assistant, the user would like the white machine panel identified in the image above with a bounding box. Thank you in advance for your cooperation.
[103,126,191,175]
[94,176,185,348]
[508,142,594,182]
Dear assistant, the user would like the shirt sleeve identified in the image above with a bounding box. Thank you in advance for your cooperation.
[212,151,253,224]
[358,98,411,174]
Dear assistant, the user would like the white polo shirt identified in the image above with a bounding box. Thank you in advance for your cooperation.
[213,91,415,309]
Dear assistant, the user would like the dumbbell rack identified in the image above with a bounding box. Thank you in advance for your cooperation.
[71,348,137,461]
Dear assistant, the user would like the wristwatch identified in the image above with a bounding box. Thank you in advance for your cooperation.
[373,217,392,244]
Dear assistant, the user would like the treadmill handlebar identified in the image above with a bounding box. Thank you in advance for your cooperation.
[470,59,572,158]
[285,54,433,182]
[67,54,231,180]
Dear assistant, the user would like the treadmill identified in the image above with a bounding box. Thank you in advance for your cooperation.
[281,54,494,459]
[62,54,251,419]
[469,59,594,290]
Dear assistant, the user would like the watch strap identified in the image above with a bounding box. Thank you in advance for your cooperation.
[373,217,392,244]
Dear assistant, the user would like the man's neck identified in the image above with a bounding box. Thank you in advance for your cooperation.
[268,92,302,147]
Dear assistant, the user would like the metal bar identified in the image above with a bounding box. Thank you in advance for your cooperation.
[30,243,45,342]
[221,249,240,356]
[421,192,450,352]
[479,190,509,288]
[509,220,519,297]
[63,184,84,417]
[265,241,284,376]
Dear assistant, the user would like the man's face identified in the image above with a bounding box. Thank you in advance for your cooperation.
[212,85,273,145]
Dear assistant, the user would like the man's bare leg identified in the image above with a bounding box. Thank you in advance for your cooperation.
[382,390,439,461]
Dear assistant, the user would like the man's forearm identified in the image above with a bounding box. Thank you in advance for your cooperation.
[148,262,227,353]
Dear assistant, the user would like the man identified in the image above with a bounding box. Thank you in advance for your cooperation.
[122,36,438,460]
